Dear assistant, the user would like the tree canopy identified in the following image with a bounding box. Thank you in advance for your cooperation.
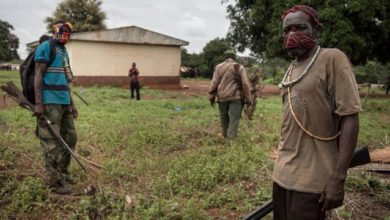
[45,0,107,33]
[202,38,232,77]
[225,0,390,64]
[0,20,19,62]
[181,38,233,78]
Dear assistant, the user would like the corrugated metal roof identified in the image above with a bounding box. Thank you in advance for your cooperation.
[71,26,188,46]
[27,26,189,47]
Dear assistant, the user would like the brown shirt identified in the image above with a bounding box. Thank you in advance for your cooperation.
[272,48,362,193]
[208,59,251,102]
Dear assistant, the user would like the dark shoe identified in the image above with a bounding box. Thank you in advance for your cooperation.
[50,182,72,195]
[53,185,72,194]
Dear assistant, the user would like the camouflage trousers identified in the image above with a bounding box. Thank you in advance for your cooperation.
[218,100,242,139]
[37,105,77,185]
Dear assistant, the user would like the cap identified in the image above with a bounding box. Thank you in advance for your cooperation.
[224,49,236,56]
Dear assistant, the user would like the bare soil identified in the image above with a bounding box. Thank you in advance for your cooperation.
[172,79,280,98]
[370,146,390,163]
[0,95,15,109]
[182,79,281,96]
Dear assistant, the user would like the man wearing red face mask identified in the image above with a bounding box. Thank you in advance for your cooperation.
[272,5,361,219]
[34,21,78,194]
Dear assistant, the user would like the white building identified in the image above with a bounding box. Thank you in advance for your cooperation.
[28,26,189,88]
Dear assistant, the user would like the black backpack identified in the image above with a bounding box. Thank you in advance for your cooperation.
[19,39,56,104]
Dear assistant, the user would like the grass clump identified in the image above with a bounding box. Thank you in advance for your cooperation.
[6,177,48,215]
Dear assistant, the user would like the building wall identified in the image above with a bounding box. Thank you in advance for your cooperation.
[67,40,181,87]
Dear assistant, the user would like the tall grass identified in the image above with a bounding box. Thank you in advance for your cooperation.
[0,70,389,219]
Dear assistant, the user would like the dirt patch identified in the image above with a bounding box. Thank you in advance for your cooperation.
[370,146,390,163]
[0,95,15,109]
[162,79,281,99]
[176,80,389,98]
[180,80,211,96]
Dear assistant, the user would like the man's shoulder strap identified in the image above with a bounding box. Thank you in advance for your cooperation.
[48,39,56,66]
[233,63,242,79]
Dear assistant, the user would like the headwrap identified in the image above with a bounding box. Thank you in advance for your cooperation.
[281,5,323,30]
[281,5,321,50]
[52,22,73,43]
[52,21,73,33]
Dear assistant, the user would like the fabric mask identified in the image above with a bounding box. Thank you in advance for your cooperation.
[284,32,316,50]
[58,32,71,43]
[52,22,72,44]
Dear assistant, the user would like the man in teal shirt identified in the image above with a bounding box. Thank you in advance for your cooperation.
[34,21,77,194]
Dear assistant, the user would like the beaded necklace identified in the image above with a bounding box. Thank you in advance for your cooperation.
[281,45,341,141]
[279,46,321,88]
[286,72,341,141]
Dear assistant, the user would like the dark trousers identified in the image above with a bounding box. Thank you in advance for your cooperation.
[273,182,326,220]
[130,81,140,100]
[218,100,242,139]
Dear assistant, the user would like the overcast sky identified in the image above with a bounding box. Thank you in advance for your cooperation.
[0,0,231,59]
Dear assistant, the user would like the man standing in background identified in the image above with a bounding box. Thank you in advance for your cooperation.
[128,62,140,100]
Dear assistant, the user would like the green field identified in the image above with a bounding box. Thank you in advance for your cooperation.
[0,70,389,219]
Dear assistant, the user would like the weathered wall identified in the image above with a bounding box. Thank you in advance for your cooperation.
[73,76,181,89]
[66,41,181,86]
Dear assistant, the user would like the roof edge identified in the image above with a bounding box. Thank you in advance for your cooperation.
[72,25,189,46]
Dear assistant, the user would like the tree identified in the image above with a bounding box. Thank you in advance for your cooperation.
[355,61,390,84]
[201,38,232,78]
[225,0,390,64]
[260,57,290,84]
[0,20,19,62]
[181,48,194,67]
[181,48,207,77]
[45,0,107,33]
[181,48,206,67]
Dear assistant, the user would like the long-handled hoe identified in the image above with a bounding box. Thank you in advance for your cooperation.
[1,81,98,195]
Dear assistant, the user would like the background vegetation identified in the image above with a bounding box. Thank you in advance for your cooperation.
[1,70,389,219]
[45,0,107,33]
[224,0,390,64]
[0,20,19,62]
[181,0,390,84]
[3,0,390,84]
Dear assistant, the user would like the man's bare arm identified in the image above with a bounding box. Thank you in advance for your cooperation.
[69,93,78,119]
[320,113,359,211]
[33,63,47,117]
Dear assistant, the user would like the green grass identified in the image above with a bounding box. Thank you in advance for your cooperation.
[0,70,20,96]
[0,70,19,84]
[359,98,390,147]
[0,70,389,219]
